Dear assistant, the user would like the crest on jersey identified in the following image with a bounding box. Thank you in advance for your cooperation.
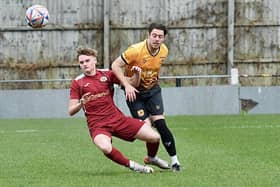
[100,76,108,82]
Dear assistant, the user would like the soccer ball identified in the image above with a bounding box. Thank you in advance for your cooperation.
[25,5,49,28]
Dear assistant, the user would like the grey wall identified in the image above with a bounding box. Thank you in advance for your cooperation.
[161,86,240,115]
[0,89,82,118]
[1,86,279,119]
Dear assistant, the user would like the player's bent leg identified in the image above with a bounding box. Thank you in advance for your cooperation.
[94,134,131,168]
[134,123,170,169]
[93,134,112,154]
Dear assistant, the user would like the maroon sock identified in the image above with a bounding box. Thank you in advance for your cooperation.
[146,142,159,157]
[104,147,130,167]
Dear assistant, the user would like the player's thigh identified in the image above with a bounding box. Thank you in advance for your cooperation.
[134,123,160,143]
[144,118,152,126]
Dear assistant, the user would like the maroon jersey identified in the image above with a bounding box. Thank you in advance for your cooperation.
[70,70,124,129]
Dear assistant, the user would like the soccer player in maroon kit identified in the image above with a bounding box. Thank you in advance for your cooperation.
[68,47,169,173]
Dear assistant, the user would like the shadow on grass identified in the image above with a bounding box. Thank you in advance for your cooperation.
[64,168,173,177]
[73,170,131,177]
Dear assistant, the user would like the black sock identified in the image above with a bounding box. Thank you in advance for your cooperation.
[153,119,176,156]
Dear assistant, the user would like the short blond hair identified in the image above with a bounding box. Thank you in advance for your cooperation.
[76,47,97,60]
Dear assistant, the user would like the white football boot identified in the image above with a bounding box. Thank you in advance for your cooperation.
[144,156,170,169]
[130,161,154,173]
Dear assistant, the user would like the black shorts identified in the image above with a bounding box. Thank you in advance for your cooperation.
[126,85,164,120]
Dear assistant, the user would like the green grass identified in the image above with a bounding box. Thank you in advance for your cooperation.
[0,115,280,187]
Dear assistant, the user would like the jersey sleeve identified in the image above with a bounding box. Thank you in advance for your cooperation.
[69,80,81,100]
[121,46,138,65]
[162,43,169,57]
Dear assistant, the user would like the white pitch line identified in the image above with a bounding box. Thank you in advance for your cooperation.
[219,125,280,129]
[173,124,280,130]
[15,129,39,133]
[0,129,39,134]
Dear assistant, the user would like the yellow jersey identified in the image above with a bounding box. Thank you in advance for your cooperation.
[121,40,168,90]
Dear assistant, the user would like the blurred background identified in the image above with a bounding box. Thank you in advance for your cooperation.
[0,0,279,117]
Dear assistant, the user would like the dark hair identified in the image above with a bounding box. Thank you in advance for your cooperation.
[148,23,168,35]
[76,47,97,60]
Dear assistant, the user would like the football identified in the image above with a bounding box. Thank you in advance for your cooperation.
[25,5,49,28]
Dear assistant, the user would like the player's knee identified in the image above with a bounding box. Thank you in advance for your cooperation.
[96,143,112,154]
[154,132,161,142]
[150,131,160,143]
[93,135,112,154]
[154,119,174,138]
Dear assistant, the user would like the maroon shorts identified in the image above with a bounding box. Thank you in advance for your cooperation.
[89,116,145,142]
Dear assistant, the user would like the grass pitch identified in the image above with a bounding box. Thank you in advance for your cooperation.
[0,115,280,187]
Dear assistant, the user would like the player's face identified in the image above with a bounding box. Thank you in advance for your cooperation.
[78,55,97,75]
[148,29,165,50]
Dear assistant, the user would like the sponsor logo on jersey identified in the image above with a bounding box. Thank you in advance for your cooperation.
[84,83,90,87]
[90,90,110,100]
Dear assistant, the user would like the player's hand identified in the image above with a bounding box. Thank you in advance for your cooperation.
[80,92,93,105]
[131,66,142,73]
[125,84,138,102]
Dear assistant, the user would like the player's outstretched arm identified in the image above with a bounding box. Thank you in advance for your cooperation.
[68,99,82,116]
[68,92,92,116]
[112,56,138,102]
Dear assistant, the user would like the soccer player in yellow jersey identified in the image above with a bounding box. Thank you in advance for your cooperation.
[112,23,181,171]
